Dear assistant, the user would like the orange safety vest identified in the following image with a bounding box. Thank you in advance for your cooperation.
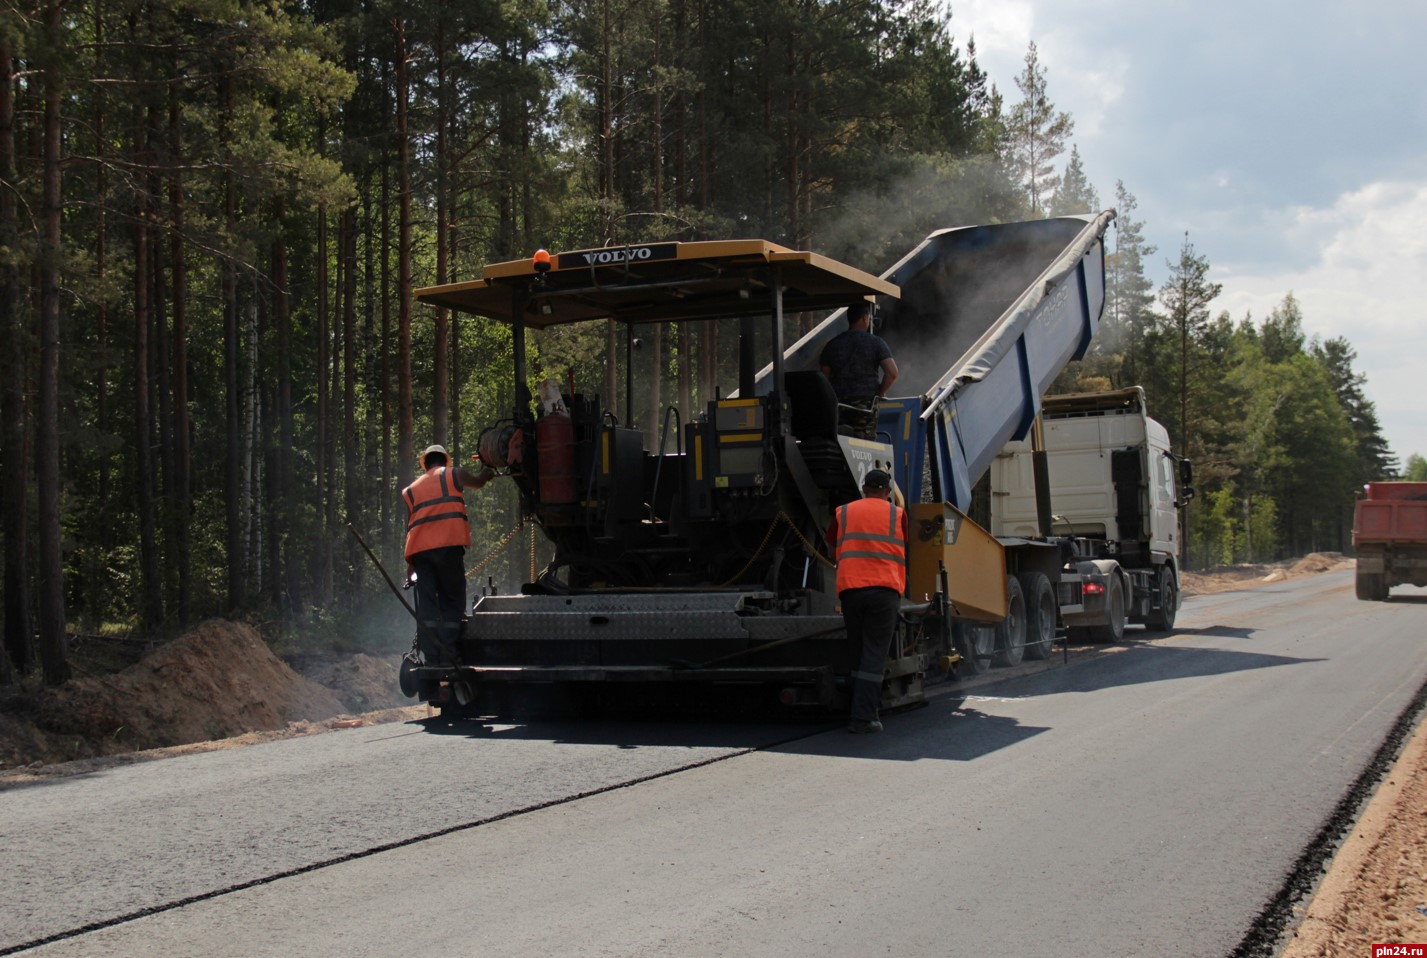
[834,498,907,595]
[402,466,471,559]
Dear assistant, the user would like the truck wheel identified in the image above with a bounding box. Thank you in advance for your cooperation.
[1356,571,1389,601]
[1144,566,1178,632]
[993,575,1027,667]
[953,621,996,676]
[1018,572,1056,660]
[1088,575,1127,643]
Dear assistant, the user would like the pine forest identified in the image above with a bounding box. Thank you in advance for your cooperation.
[0,1,1403,685]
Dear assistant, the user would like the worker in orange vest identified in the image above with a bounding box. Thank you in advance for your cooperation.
[403,444,494,665]
[827,468,907,733]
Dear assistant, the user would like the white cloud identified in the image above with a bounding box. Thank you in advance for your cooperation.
[953,0,1034,62]
[1212,176,1427,461]
[1055,58,1125,139]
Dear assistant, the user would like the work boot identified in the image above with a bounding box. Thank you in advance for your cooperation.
[847,718,883,734]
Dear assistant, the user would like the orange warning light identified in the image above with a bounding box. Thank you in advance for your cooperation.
[533,248,552,272]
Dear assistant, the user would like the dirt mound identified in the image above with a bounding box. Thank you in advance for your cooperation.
[1180,564,1276,595]
[1180,553,1354,596]
[22,620,347,763]
[1290,552,1350,575]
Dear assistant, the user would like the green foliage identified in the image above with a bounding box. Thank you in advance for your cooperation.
[0,0,1403,682]
[1192,486,1239,568]
[1049,145,1099,216]
[1405,454,1427,481]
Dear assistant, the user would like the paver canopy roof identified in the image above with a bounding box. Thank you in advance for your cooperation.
[414,239,900,329]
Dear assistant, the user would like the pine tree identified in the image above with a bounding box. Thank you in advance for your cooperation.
[1006,41,1073,217]
[1106,182,1157,386]
[1154,233,1222,563]
[1158,232,1222,455]
[1049,145,1099,215]
[1313,335,1398,483]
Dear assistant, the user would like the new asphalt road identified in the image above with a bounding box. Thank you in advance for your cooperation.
[5,569,1426,957]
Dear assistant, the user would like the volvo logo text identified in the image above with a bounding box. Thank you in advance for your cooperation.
[558,243,677,270]
[580,247,653,265]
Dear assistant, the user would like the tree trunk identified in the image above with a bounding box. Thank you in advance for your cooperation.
[0,39,33,677]
[342,205,359,589]
[359,178,377,571]
[272,222,299,612]
[652,12,663,215]
[222,75,245,611]
[168,81,191,626]
[37,0,68,685]
[316,202,331,607]
[433,21,449,446]
[129,36,163,631]
[149,148,174,613]
[243,292,259,598]
[379,59,393,546]
[395,20,414,493]
[599,0,614,241]
[92,12,111,622]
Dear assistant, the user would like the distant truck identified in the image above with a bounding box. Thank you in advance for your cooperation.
[1353,482,1427,600]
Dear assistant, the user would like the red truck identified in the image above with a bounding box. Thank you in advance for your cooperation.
[1353,482,1427,600]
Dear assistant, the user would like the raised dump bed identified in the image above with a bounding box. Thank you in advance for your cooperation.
[777,213,1114,508]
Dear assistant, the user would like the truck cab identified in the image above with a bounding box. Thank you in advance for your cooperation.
[989,387,1192,637]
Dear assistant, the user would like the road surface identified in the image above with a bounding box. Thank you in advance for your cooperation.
[4,569,1426,957]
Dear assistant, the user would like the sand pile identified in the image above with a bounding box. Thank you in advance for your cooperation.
[5,620,351,766]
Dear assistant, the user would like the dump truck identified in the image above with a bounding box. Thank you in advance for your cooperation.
[403,211,1190,716]
[1353,482,1427,600]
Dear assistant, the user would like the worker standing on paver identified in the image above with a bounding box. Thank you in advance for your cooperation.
[402,444,494,665]
[818,300,898,439]
[827,469,907,733]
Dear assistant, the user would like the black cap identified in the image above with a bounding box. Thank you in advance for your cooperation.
[862,469,891,490]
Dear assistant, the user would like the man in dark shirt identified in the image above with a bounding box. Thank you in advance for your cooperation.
[819,300,898,439]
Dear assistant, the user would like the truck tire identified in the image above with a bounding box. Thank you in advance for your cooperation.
[1144,566,1178,632]
[954,621,996,676]
[993,575,1027,667]
[1018,572,1056,660]
[1356,570,1389,601]
[1087,574,1127,643]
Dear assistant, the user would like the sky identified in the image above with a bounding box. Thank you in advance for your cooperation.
[954,0,1426,466]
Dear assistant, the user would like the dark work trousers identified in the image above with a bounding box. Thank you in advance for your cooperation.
[837,396,878,440]
[411,545,467,664]
[840,585,901,721]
